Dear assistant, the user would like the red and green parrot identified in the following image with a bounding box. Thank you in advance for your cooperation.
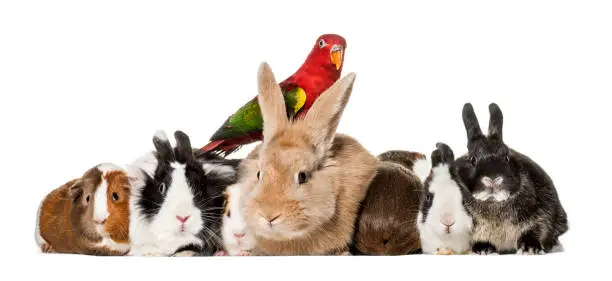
[198,34,347,157]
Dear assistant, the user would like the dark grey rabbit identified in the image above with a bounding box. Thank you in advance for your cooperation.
[454,103,568,255]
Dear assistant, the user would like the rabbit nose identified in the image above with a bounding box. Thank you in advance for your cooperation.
[441,214,455,227]
[263,214,282,225]
[493,177,504,186]
[482,176,503,188]
[234,233,246,239]
[268,214,281,223]
[482,177,493,187]
[176,215,190,223]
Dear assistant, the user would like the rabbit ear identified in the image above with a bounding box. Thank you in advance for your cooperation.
[302,72,357,151]
[174,130,194,163]
[153,130,174,162]
[488,103,503,140]
[431,142,455,167]
[462,103,484,143]
[257,62,289,142]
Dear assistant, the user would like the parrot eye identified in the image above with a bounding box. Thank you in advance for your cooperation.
[318,39,326,48]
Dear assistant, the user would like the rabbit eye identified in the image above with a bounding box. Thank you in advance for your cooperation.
[297,172,308,184]
[505,156,510,163]
[469,156,476,165]
[425,193,434,203]
[159,183,166,194]
[318,39,326,48]
[112,192,119,201]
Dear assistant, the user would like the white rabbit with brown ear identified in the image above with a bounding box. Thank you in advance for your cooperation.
[240,62,379,256]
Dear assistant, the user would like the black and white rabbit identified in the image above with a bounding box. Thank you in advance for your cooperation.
[417,143,474,255]
[454,103,568,255]
[127,130,238,257]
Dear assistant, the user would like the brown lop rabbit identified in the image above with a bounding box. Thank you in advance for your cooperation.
[240,62,379,256]
[35,163,131,255]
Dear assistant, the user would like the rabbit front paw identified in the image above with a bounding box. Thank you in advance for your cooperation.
[434,248,456,255]
[472,242,498,255]
[517,233,545,255]
[237,250,251,256]
[172,250,198,257]
[128,245,165,257]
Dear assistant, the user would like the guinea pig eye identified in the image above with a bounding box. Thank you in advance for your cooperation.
[296,172,308,184]
[318,39,325,48]
[159,183,166,194]
[505,156,510,163]
[256,171,261,180]
[112,192,119,201]
[85,195,90,204]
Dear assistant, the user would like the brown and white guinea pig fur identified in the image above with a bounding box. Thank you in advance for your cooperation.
[213,181,256,256]
[239,62,379,256]
[350,150,429,255]
[377,150,431,179]
[35,163,131,255]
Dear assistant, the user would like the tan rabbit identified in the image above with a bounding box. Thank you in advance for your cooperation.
[240,62,379,256]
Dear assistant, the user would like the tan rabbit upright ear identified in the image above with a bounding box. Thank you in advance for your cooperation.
[257,62,289,142]
[303,72,357,150]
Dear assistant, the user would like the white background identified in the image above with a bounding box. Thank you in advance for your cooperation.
[1,0,609,280]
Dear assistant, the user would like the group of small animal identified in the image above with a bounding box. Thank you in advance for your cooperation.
[34,33,568,257]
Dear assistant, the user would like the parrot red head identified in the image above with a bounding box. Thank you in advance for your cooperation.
[299,34,347,75]
[315,34,346,71]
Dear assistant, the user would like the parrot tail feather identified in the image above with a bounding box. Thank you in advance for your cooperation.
[200,139,225,153]
[197,140,243,158]
[198,131,263,158]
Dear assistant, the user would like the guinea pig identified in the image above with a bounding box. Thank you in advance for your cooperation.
[351,150,429,255]
[35,163,131,255]
[213,182,256,256]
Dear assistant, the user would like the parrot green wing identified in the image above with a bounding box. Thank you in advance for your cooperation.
[209,86,307,141]
[283,86,308,118]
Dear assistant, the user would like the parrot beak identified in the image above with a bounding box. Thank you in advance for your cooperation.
[330,45,343,70]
